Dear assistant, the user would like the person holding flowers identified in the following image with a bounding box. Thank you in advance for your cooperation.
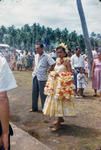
[43,43,76,131]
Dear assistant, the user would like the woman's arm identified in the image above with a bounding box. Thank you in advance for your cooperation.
[48,64,56,73]
[92,61,95,78]
[0,92,9,150]
[65,60,72,72]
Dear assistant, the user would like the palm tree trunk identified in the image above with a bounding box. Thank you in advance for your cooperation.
[76,0,93,78]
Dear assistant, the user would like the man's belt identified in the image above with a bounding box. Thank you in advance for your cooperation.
[74,67,84,69]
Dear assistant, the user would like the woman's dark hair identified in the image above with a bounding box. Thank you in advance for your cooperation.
[56,46,67,57]
[35,42,44,48]
[75,46,80,51]
[26,50,28,55]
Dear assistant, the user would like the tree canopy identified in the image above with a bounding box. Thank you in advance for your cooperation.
[0,23,100,52]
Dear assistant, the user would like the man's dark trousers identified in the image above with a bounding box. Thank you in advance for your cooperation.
[32,76,46,111]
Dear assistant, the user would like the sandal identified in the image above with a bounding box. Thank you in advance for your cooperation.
[51,124,61,132]
[52,118,64,126]
[51,126,61,131]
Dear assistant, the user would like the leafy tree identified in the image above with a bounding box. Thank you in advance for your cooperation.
[0,23,100,52]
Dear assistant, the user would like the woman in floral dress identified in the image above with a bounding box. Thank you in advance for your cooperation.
[43,45,75,131]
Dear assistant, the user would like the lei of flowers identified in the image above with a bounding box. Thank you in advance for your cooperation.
[44,70,74,102]
[55,72,74,101]
[44,71,57,96]
[56,57,69,65]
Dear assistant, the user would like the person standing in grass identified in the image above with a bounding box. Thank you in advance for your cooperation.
[31,42,55,112]
[0,54,17,150]
[71,47,85,97]
[92,49,101,97]
[43,44,75,131]
[77,67,87,97]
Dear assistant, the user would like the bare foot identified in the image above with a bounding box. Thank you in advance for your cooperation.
[52,120,58,125]
[52,118,64,126]
[51,124,61,131]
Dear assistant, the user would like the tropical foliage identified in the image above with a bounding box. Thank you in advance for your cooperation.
[0,24,100,52]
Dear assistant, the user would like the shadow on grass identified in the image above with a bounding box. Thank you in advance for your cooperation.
[10,114,21,122]
[27,129,40,139]
[79,95,97,100]
[55,124,101,138]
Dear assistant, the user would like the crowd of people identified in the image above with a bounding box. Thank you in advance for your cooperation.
[0,42,101,149]
[1,50,34,71]
[31,42,101,131]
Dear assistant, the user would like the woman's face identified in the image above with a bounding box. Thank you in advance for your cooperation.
[56,48,66,58]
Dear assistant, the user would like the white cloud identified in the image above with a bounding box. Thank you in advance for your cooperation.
[0,0,101,33]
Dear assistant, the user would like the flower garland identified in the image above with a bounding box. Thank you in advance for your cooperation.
[55,72,74,101]
[44,71,57,96]
[56,57,69,65]
[44,71,74,102]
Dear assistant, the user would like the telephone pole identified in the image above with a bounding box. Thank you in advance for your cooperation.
[76,0,93,78]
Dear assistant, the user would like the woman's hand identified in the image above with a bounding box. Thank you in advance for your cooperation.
[48,64,55,73]
[91,73,94,80]
[55,73,59,77]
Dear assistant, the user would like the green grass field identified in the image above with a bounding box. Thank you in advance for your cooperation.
[9,71,101,150]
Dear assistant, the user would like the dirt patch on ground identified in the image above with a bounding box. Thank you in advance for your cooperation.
[9,71,101,150]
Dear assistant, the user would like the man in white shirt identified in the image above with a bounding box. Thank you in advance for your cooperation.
[92,49,98,59]
[31,43,55,112]
[71,47,85,95]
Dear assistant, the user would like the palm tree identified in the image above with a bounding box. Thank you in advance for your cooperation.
[76,0,93,78]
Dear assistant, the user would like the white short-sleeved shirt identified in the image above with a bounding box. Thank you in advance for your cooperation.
[92,50,98,59]
[32,52,55,81]
[71,54,85,69]
[77,73,87,88]
[0,55,17,92]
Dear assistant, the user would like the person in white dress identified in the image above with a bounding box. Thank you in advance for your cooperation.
[77,68,87,97]
[0,55,17,150]
[43,45,75,131]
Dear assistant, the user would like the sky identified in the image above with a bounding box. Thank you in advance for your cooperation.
[0,0,101,33]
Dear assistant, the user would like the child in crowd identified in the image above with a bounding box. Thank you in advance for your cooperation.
[77,67,87,97]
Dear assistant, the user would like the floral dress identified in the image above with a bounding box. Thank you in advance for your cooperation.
[43,57,76,117]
